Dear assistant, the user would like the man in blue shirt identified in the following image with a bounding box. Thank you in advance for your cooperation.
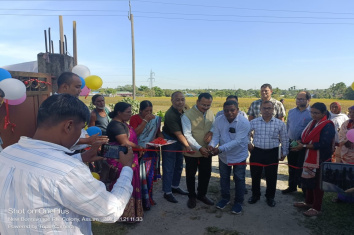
[209,100,250,214]
[282,91,312,194]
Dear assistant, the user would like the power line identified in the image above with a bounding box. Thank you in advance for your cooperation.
[2,8,354,20]
[1,13,354,25]
[134,0,354,16]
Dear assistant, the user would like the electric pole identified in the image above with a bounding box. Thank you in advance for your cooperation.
[148,70,155,96]
[128,0,136,99]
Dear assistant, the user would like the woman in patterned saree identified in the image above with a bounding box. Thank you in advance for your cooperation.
[106,102,144,222]
[334,106,354,203]
[130,100,163,210]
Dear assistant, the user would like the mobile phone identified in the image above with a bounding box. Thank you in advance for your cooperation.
[100,145,128,159]
[290,140,298,147]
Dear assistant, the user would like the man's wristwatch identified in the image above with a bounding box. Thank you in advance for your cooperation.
[303,144,307,149]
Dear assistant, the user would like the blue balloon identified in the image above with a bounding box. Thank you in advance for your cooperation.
[86,126,102,136]
[80,76,85,89]
[0,68,12,82]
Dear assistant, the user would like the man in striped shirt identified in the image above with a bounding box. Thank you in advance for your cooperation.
[248,101,289,207]
[0,94,134,235]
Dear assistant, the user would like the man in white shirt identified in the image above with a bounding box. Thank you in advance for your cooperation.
[208,100,250,214]
[0,94,134,235]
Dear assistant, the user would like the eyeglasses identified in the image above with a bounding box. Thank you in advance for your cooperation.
[310,111,321,115]
[296,98,307,101]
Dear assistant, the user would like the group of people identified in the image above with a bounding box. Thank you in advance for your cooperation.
[0,71,353,234]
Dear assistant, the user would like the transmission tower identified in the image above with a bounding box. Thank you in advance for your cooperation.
[148,70,155,96]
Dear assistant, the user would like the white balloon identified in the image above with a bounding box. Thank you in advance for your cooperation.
[72,65,91,78]
[0,78,26,100]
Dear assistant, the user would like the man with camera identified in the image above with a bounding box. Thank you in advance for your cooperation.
[0,94,134,234]
[208,100,250,214]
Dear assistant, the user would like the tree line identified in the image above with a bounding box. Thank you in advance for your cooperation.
[97,82,354,99]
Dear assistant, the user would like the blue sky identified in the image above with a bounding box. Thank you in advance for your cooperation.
[1,0,354,90]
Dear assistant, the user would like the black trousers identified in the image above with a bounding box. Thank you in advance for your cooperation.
[250,147,279,199]
[287,147,306,189]
[184,155,212,198]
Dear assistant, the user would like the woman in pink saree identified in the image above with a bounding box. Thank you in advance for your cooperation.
[106,102,144,222]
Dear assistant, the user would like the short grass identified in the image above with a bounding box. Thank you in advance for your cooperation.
[298,192,354,235]
[205,226,240,235]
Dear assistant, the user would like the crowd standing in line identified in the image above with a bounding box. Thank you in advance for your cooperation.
[1,72,353,234]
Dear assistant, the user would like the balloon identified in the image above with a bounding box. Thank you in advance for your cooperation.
[79,76,85,89]
[351,82,354,90]
[0,68,11,82]
[72,65,90,79]
[85,75,103,90]
[0,78,26,100]
[79,86,90,96]
[92,172,100,180]
[346,129,354,143]
[86,126,102,136]
[7,93,26,105]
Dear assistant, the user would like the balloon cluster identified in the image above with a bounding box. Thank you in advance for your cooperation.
[0,68,27,105]
[72,65,103,97]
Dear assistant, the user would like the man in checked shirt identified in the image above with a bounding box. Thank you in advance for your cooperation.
[248,100,289,207]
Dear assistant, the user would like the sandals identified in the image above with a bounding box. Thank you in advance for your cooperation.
[293,202,312,209]
[303,208,321,217]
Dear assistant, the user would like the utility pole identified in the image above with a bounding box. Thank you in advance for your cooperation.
[128,0,136,99]
[148,70,155,96]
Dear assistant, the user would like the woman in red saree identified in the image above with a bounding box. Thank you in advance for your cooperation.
[291,102,335,217]
[130,100,163,210]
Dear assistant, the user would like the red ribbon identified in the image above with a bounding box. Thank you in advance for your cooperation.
[3,100,16,132]
[132,146,332,170]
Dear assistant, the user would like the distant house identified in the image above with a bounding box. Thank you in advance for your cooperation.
[116,91,133,97]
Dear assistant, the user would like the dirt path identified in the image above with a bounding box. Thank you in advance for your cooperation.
[126,157,311,235]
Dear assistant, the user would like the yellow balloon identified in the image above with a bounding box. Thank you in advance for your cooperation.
[85,75,103,90]
[351,82,354,90]
[92,172,100,180]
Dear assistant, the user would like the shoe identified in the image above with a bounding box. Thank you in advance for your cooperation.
[163,193,178,203]
[266,198,276,207]
[172,187,189,195]
[231,203,243,215]
[216,199,230,209]
[281,187,297,194]
[197,195,214,206]
[248,196,260,204]
[187,197,197,209]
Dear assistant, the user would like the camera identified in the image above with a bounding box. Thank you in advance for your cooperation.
[100,145,128,159]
